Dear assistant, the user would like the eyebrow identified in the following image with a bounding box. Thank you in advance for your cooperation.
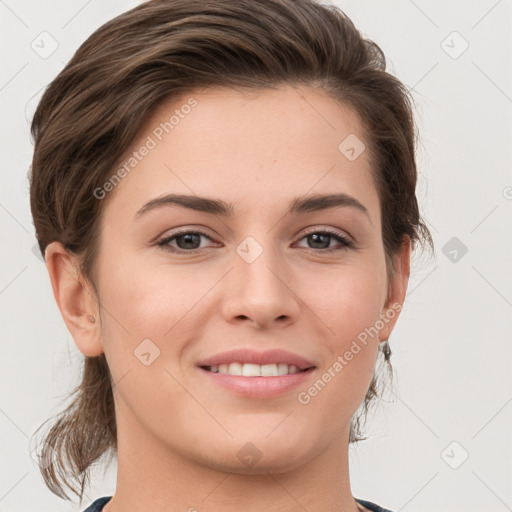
[135,192,370,222]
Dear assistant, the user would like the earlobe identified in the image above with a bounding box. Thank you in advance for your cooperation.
[45,241,104,357]
[379,237,411,342]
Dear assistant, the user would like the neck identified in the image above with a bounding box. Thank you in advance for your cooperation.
[104,406,361,512]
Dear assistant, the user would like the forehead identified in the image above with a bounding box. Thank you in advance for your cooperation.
[103,84,379,219]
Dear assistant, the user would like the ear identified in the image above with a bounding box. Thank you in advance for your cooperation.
[378,236,411,342]
[45,241,104,357]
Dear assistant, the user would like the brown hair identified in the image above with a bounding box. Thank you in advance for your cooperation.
[29,0,433,503]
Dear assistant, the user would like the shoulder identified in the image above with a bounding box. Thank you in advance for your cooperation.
[356,497,395,512]
[81,496,113,512]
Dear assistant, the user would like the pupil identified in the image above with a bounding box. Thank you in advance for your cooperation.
[309,233,329,249]
[177,233,200,249]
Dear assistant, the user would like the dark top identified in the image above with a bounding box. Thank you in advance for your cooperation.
[82,496,394,512]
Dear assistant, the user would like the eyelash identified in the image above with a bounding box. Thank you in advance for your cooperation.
[156,228,354,254]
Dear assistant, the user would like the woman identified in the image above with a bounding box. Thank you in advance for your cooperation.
[29,1,433,511]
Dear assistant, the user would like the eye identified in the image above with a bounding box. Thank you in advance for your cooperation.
[156,229,218,253]
[295,229,353,253]
[156,227,354,254]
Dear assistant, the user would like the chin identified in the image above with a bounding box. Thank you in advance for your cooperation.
[195,434,317,475]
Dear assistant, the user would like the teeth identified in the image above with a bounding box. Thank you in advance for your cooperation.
[242,363,260,377]
[211,362,303,376]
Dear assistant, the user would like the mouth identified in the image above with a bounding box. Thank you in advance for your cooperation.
[195,348,317,397]
[199,362,315,377]
[197,363,317,399]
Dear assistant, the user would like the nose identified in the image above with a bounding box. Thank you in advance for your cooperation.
[220,238,301,329]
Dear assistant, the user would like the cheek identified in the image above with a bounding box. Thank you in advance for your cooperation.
[98,249,199,333]
[298,265,384,407]
[313,264,386,341]
[96,256,198,419]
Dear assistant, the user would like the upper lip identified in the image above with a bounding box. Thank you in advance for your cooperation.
[196,348,316,371]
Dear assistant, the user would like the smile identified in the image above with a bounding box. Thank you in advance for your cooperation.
[198,365,316,399]
[201,362,312,376]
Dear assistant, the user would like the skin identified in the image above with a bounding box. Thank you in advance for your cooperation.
[45,84,410,512]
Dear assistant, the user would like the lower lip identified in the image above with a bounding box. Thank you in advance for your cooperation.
[198,367,316,398]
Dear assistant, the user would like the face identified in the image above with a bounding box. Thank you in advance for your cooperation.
[66,84,408,473]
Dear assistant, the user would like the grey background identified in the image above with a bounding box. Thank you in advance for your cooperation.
[1,1,511,511]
